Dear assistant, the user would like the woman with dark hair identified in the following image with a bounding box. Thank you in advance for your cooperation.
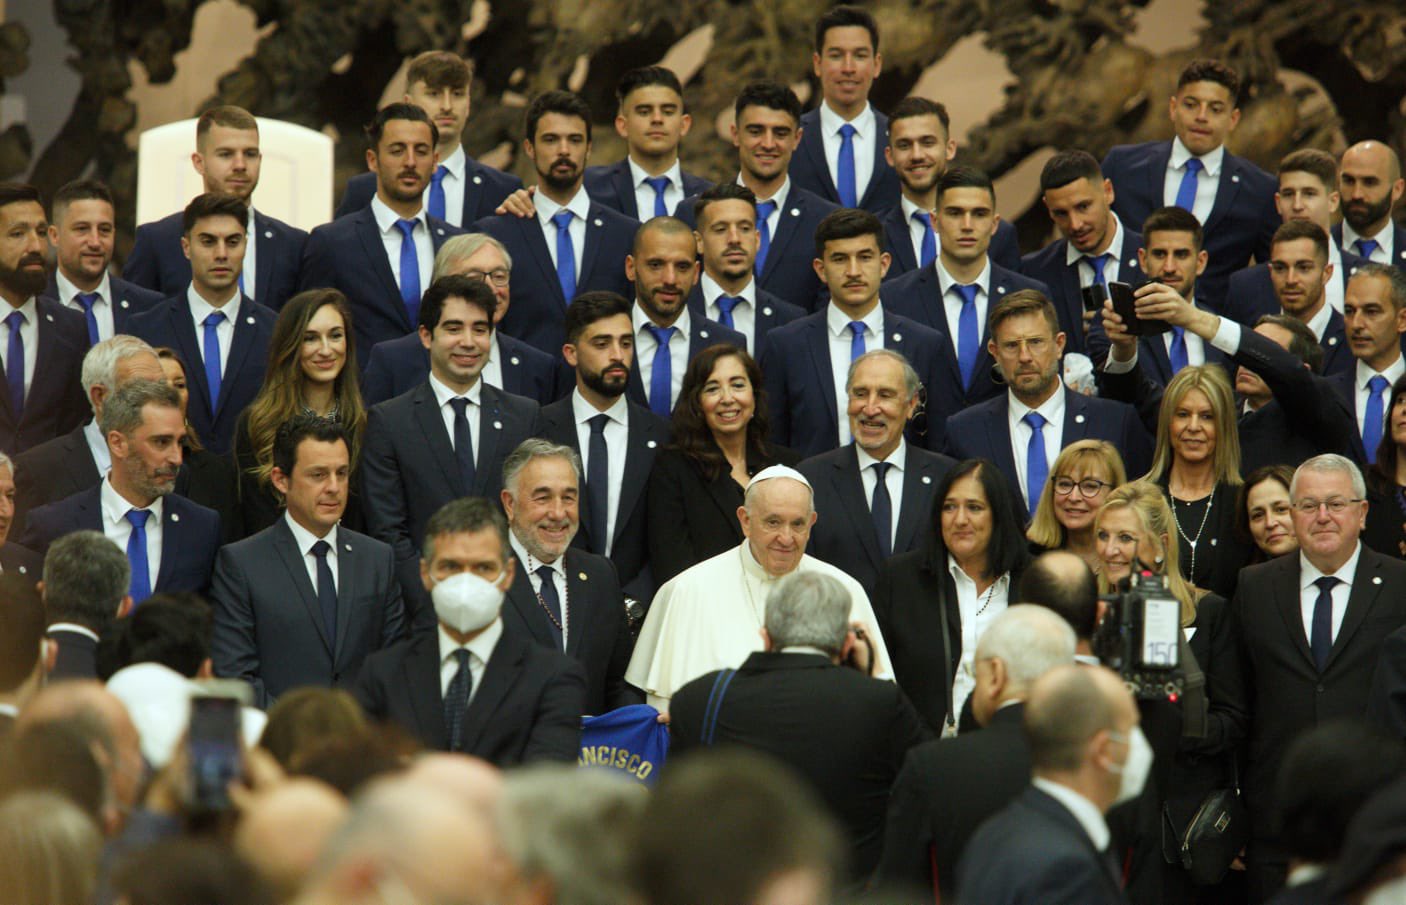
[646,345,798,585]
[1235,464,1299,564]
[152,347,242,542]
[872,459,1030,736]
[233,289,367,535]
[1365,373,1406,559]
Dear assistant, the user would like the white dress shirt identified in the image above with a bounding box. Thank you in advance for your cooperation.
[1008,383,1066,503]
[738,174,790,240]
[438,617,503,702]
[1063,214,1129,288]
[186,285,241,378]
[934,258,992,346]
[1163,138,1224,226]
[826,302,886,446]
[1354,355,1406,438]
[700,272,757,352]
[1299,543,1361,646]
[370,195,433,300]
[819,101,877,203]
[573,389,629,555]
[900,195,934,266]
[629,157,685,219]
[856,440,906,550]
[536,188,591,284]
[428,372,481,466]
[100,475,163,584]
[283,511,338,596]
[57,271,115,341]
[241,206,257,302]
[437,146,468,227]
[949,556,1010,721]
[1342,220,1397,265]
[1324,242,1347,314]
[83,419,110,474]
[1033,777,1112,851]
[510,532,570,647]
[0,299,37,399]
[633,304,691,412]
[1304,301,1333,344]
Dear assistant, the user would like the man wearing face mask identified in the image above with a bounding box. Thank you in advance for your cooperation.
[956,664,1148,905]
[354,497,586,764]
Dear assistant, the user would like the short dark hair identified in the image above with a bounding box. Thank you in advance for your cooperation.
[813,207,884,258]
[405,50,471,92]
[925,459,1031,580]
[0,574,45,692]
[937,164,995,205]
[1254,313,1325,373]
[42,532,129,636]
[988,288,1060,338]
[196,105,258,139]
[814,4,879,53]
[617,66,683,106]
[525,90,592,144]
[422,497,510,564]
[272,413,348,478]
[419,273,497,332]
[1176,59,1241,104]
[1019,554,1100,639]
[1039,150,1103,193]
[693,182,757,227]
[0,183,43,212]
[181,192,248,235]
[1272,219,1330,262]
[733,81,802,126]
[564,291,632,345]
[1278,148,1337,189]
[364,102,439,152]
[1142,205,1204,253]
[51,179,113,223]
[888,96,949,133]
[94,594,212,681]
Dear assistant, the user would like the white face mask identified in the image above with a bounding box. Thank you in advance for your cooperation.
[1106,726,1152,807]
[431,571,505,634]
[1364,876,1406,905]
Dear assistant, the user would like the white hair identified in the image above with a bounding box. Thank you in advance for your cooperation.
[1291,453,1366,501]
[975,604,1077,692]
[80,335,157,405]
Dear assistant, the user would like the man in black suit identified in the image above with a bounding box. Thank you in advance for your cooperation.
[799,349,953,597]
[0,454,42,578]
[543,291,667,600]
[583,66,711,220]
[354,497,586,764]
[212,414,405,707]
[44,179,162,345]
[625,217,743,417]
[884,166,1052,408]
[40,530,131,682]
[686,182,806,362]
[337,51,521,227]
[0,183,89,456]
[957,664,1144,905]
[669,570,928,881]
[875,604,1077,900]
[124,106,306,309]
[674,81,840,311]
[361,276,541,626]
[0,574,49,734]
[1220,454,1406,902]
[300,103,465,355]
[1329,265,1406,465]
[1337,141,1406,268]
[499,438,639,715]
[127,192,277,455]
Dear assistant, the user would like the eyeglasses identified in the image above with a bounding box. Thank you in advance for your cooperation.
[1052,476,1112,498]
[464,268,510,287]
[1291,497,1363,515]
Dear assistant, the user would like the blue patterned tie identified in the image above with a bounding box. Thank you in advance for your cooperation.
[125,509,152,604]
[870,461,893,559]
[1355,238,1380,262]
[552,210,577,303]
[4,310,24,419]
[755,200,778,277]
[716,296,742,329]
[535,565,564,649]
[1169,326,1189,374]
[1310,576,1337,671]
[1174,158,1203,213]
[311,539,337,643]
[75,292,101,345]
[443,648,472,751]
[1023,411,1049,514]
[913,211,937,268]
[448,397,476,490]
[394,218,422,325]
[644,176,671,218]
[848,320,867,361]
[837,123,858,208]
[1085,253,1110,288]
[1364,374,1390,464]
[954,284,980,388]
[428,165,448,221]
[647,325,677,417]
[202,311,225,411]
[587,414,610,554]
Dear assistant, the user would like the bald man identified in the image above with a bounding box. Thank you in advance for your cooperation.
[1336,141,1406,267]
[235,778,349,901]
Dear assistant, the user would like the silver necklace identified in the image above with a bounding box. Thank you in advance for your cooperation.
[1170,488,1214,581]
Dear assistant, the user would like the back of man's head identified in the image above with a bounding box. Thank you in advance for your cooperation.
[1019,551,1099,640]
[42,531,130,637]
[94,593,212,681]
[1024,665,1120,775]
[975,604,1077,702]
[234,778,347,902]
[763,572,850,657]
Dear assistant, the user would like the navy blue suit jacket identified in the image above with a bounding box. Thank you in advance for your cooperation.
[0,298,88,455]
[879,203,1021,279]
[883,260,1052,408]
[41,274,165,337]
[1333,222,1406,267]
[123,210,307,311]
[676,185,840,312]
[583,159,712,220]
[336,158,522,227]
[360,331,567,407]
[789,108,901,214]
[1222,251,1367,324]
[625,315,745,413]
[684,282,805,363]
[760,309,952,457]
[943,387,1152,518]
[21,485,220,595]
[472,203,638,356]
[1019,228,1146,358]
[1325,369,1383,465]
[126,294,276,455]
[1102,141,1278,312]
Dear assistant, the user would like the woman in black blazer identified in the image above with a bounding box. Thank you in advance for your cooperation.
[872,459,1030,736]
[646,345,798,586]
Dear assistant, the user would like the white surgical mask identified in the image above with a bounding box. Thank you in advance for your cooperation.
[1106,726,1152,806]
[431,571,505,634]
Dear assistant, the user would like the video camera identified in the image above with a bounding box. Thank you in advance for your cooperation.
[1093,568,1185,702]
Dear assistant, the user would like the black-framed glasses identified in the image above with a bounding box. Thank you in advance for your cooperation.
[464,268,510,287]
[1291,497,1363,515]
[1052,476,1112,498]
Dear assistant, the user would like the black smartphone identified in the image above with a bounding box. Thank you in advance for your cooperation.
[1109,281,1171,335]
[188,692,243,813]
[1081,282,1108,314]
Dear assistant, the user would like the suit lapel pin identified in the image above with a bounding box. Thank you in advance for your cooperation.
[120,299,129,308]
[171,512,180,522]
[510,356,521,365]
[1374,576,1383,585]
[1127,258,1137,268]
[921,475,932,484]
[1074,414,1086,424]
[997,286,1007,294]
[1399,250,1405,261]
[647,440,657,449]
[762,306,773,316]
[45,313,54,322]
[264,230,274,239]
[891,332,902,342]
[436,227,445,236]
[345,544,353,552]
[493,420,502,430]
[578,572,588,581]
[1231,174,1240,183]
[1210,538,1217,546]
[700,328,710,338]
[473,175,483,185]
[246,316,256,325]
[1328,336,1338,346]
[790,208,800,217]
[593,218,603,227]
[16,565,25,575]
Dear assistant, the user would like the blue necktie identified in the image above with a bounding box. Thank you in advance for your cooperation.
[644,176,671,218]
[125,509,152,604]
[716,296,742,329]
[913,211,937,268]
[535,564,564,649]
[647,325,676,417]
[1310,576,1337,671]
[755,200,778,277]
[311,539,337,644]
[1355,238,1380,262]
[75,292,101,346]
[552,210,577,303]
[1169,326,1189,374]
[443,648,472,751]
[953,284,980,388]
[587,414,610,554]
[394,218,422,325]
[1085,253,1110,288]
[202,311,225,412]
[1023,411,1049,514]
[1174,157,1203,213]
[836,123,858,208]
[448,397,476,490]
[848,320,867,361]
[428,165,449,221]
[1364,374,1390,464]
[870,461,893,559]
[4,310,24,419]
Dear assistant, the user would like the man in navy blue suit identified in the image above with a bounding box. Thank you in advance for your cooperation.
[336,51,521,227]
[1337,141,1406,268]
[686,183,806,362]
[762,208,951,457]
[583,66,712,220]
[1256,220,1354,377]
[944,290,1150,517]
[880,96,1021,279]
[1101,59,1278,313]
[675,82,840,312]
[44,180,162,344]
[1327,264,1406,465]
[361,234,565,406]
[788,6,899,214]
[473,90,637,357]
[22,379,220,599]
[127,193,276,455]
[624,217,743,416]
[124,106,306,310]
[885,166,1051,409]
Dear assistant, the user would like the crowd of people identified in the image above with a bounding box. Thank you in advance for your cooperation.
[2,4,1406,903]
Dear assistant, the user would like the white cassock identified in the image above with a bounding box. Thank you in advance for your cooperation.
[625,542,893,708]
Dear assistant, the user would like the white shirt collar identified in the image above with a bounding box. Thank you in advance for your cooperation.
[1064,215,1127,266]
[440,145,466,179]
[1169,136,1225,178]
[700,272,757,307]
[818,100,875,137]
[935,258,992,296]
[572,388,629,426]
[633,302,691,338]
[47,622,100,643]
[1303,302,1333,342]
[738,173,790,211]
[428,371,482,408]
[437,617,503,669]
[825,301,883,338]
[1008,379,1066,428]
[535,188,592,230]
[627,157,684,193]
[55,270,112,305]
[186,283,241,325]
[900,195,932,223]
[283,510,336,550]
[371,193,427,234]
[855,437,907,470]
[99,474,164,527]
[1299,541,1363,590]
[1356,353,1406,390]
[1033,776,1112,851]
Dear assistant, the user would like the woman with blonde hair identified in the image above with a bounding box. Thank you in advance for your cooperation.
[0,791,102,905]
[1026,439,1127,575]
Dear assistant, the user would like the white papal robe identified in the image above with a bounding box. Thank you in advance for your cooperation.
[625,543,893,708]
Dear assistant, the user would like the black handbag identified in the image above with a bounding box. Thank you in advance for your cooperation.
[1163,763,1248,886]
